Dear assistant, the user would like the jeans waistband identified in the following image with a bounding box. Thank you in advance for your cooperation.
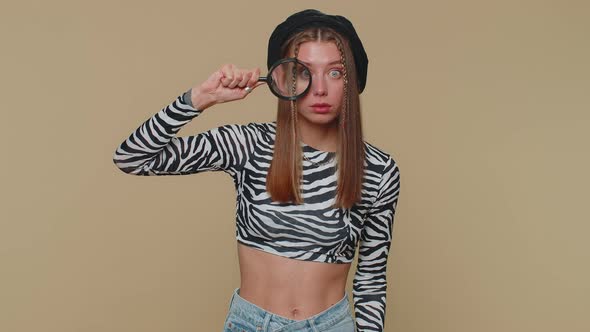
[228,287,351,330]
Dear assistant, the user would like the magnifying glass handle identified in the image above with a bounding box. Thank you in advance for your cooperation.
[257,76,269,83]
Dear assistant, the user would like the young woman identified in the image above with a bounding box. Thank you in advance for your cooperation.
[113,9,400,332]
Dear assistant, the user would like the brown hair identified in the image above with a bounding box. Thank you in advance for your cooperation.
[266,28,365,209]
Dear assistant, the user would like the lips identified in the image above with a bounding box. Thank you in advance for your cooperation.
[310,103,331,113]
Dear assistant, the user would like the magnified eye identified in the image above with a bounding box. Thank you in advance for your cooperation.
[298,68,311,79]
[268,59,312,100]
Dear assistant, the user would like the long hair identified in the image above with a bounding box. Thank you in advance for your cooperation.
[266,28,365,209]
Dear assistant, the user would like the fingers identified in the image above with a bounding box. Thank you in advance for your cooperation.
[237,72,252,89]
[247,67,261,89]
[220,65,261,90]
[220,64,235,87]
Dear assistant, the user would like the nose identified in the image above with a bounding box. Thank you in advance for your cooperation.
[312,75,327,96]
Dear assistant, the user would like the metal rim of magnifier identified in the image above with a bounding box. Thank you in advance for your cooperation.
[261,58,312,101]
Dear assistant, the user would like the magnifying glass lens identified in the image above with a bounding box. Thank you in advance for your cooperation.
[268,60,311,100]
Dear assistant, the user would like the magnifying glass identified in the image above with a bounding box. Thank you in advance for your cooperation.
[256,58,312,101]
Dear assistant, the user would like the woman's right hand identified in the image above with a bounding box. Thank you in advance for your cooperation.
[190,64,263,110]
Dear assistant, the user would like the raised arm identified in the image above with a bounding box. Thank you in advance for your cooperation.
[353,157,401,331]
[112,96,259,176]
[112,65,263,176]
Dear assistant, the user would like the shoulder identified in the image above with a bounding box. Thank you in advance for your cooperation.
[363,140,400,175]
[210,121,276,144]
[209,121,273,134]
[363,141,401,204]
[242,121,276,144]
[247,121,276,136]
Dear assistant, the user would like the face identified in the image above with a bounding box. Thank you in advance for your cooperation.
[293,41,345,127]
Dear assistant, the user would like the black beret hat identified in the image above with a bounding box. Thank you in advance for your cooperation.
[267,9,369,93]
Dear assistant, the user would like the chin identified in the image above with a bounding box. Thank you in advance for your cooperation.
[301,113,340,126]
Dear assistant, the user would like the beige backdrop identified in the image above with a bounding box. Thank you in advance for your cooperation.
[1,0,589,331]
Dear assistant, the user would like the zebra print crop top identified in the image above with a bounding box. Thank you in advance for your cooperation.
[113,94,401,332]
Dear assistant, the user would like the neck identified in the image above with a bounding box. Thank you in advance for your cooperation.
[297,119,339,152]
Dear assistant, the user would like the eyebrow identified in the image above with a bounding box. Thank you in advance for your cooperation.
[299,60,343,67]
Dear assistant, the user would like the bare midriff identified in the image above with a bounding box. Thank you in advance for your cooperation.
[237,242,352,321]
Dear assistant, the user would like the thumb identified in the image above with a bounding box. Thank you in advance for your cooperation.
[243,82,265,95]
[251,82,266,90]
[247,82,266,91]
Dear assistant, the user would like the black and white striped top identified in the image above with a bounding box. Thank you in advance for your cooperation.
[113,94,401,332]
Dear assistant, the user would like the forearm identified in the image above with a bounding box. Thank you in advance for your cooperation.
[112,94,202,175]
[353,261,388,331]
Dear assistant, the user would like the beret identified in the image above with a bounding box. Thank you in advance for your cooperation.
[267,9,368,93]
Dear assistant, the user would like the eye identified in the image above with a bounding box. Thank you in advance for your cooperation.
[329,69,343,78]
[297,68,310,79]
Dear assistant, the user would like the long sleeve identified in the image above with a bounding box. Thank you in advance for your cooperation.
[353,157,401,332]
[113,94,258,177]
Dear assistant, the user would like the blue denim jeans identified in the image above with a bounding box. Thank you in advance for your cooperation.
[222,287,356,332]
